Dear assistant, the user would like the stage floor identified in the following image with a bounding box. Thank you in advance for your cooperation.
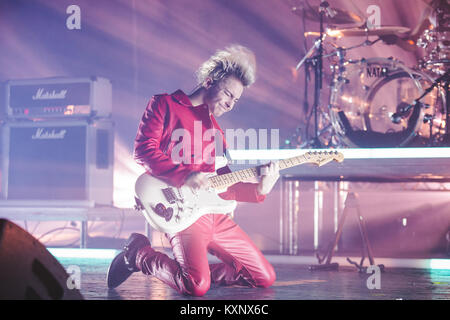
[57,255,450,300]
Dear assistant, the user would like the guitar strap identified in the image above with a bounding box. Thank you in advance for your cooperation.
[210,114,228,153]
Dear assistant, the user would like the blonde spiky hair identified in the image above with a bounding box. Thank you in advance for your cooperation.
[195,44,257,88]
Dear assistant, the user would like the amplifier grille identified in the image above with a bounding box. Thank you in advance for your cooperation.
[7,125,87,200]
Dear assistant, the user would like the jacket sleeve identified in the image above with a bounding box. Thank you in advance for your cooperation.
[218,182,266,203]
[216,166,266,203]
[134,95,193,187]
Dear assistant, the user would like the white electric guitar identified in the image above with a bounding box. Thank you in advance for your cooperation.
[134,151,344,234]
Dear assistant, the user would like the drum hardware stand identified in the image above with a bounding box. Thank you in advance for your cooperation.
[297,40,325,148]
[309,192,384,272]
[438,71,450,145]
[408,70,450,145]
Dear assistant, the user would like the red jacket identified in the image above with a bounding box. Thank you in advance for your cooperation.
[134,90,265,203]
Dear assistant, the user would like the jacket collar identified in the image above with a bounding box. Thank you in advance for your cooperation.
[171,89,194,107]
[171,89,224,134]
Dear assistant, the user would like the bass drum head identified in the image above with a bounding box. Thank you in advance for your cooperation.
[329,57,445,148]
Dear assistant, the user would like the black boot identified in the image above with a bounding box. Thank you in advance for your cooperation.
[107,233,151,289]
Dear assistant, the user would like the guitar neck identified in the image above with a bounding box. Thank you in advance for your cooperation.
[208,153,312,190]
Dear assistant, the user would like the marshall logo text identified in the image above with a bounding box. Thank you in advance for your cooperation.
[32,128,67,140]
[32,88,68,100]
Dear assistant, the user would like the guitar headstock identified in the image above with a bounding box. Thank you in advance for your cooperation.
[304,150,344,167]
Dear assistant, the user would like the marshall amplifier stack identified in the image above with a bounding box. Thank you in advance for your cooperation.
[1,77,114,207]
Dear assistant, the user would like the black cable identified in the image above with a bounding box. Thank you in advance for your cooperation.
[31,221,41,235]
[37,227,80,242]
[44,221,69,244]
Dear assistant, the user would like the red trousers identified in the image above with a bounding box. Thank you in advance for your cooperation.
[135,214,276,297]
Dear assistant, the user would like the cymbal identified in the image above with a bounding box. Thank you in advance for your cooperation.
[289,4,364,25]
[325,26,411,37]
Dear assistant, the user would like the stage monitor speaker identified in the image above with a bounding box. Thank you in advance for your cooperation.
[0,219,84,299]
[1,119,114,206]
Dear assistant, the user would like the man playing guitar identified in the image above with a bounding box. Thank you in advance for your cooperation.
[107,45,280,296]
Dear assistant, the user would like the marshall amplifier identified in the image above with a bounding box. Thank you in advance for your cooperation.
[6,77,112,119]
[1,120,114,206]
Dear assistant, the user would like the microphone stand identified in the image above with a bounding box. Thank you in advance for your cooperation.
[294,1,336,149]
[309,1,328,149]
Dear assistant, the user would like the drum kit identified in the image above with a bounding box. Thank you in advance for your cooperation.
[286,0,450,148]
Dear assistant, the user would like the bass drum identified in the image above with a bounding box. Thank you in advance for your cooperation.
[329,57,445,148]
